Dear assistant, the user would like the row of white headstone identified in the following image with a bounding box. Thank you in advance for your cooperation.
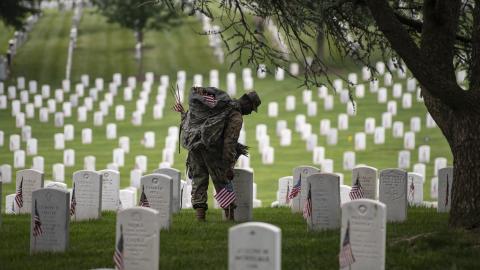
[273,165,453,218]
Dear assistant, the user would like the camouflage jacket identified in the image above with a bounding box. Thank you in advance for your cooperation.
[180,87,247,169]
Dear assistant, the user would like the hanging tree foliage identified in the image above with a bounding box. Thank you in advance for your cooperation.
[166,0,480,230]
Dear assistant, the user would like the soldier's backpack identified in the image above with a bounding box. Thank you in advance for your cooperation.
[180,87,247,158]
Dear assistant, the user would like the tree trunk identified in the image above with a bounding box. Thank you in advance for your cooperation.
[135,30,144,78]
[448,112,480,229]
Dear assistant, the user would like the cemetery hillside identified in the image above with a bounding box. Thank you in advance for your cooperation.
[0,1,479,270]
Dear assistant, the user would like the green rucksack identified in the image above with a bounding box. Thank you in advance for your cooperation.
[180,87,248,157]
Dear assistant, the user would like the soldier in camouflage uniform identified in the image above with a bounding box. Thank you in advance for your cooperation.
[174,87,261,221]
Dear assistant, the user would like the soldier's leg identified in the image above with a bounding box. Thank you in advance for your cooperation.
[188,151,210,211]
[205,154,236,220]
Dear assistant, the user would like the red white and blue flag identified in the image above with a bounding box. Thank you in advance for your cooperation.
[445,174,450,207]
[70,183,77,216]
[349,175,365,200]
[33,199,44,237]
[339,220,355,268]
[408,179,415,202]
[15,177,24,209]
[303,185,312,219]
[139,185,150,208]
[214,184,236,209]
[113,225,125,270]
[288,175,302,199]
[203,94,217,107]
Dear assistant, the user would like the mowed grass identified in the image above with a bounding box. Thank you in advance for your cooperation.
[0,9,475,270]
[0,9,452,205]
[1,208,479,270]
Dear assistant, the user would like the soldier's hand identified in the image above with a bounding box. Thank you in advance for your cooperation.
[226,168,234,180]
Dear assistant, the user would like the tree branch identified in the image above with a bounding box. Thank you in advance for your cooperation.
[394,12,471,44]
[364,0,477,112]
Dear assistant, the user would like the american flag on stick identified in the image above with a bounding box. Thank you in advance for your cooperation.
[139,185,150,207]
[15,177,24,209]
[285,185,291,204]
[202,94,217,107]
[349,175,365,200]
[303,185,312,219]
[288,174,302,199]
[339,220,355,268]
[214,184,236,209]
[33,199,44,238]
[113,225,125,270]
[445,174,450,207]
[170,84,184,113]
[408,178,415,202]
[70,183,77,216]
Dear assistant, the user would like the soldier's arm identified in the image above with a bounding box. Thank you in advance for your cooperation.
[223,110,243,169]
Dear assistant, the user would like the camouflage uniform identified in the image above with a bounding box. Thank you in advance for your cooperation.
[186,109,243,210]
[179,87,259,212]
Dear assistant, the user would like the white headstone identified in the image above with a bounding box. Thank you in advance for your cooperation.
[338,114,349,130]
[63,149,75,167]
[82,128,92,144]
[379,169,407,222]
[99,170,120,211]
[231,169,254,222]
[52,164,65,182]
[229,222,281,270]
[392,121,404,138]
[291,166,320,213]
[434,157,448,176]
[352,166,378,200]
[64,124,74,141]
[71,170,102,221]
[30,188,69,254]
[354,132,366,151]
[140,174,173,230]
[152,168,181,214]
[340,199,386,270]
[15,169,44,214]
[84,156,96,171]
[14,150,26,168]
[306,173,340,230]
[407,172,423,206]
[115,207,160,270]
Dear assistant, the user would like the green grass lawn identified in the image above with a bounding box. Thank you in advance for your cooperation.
[1,208,479,270]
[0,8,473,270]
[0,9,452,205]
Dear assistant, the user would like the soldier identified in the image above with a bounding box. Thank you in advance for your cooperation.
[173,87,261,221]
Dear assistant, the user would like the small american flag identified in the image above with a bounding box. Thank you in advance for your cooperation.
[303,185,312,219]
[139,185,150,207]
[445,174,449,207]
[349,175,365,200]
[203,94,217,107]
[288,175,302,199]
[113,225,125,270]
[339,220,355,268]
[15,177,24,209]
[408,179,415,202]
[33,199,44,237]
[285,185,290,204]
[214,184,236,209]
[70,183,77,216]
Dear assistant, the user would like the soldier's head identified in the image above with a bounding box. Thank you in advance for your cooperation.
[239,91,261,115]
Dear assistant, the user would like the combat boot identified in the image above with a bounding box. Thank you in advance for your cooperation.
[196,208,206,221]
[224,206,234,221]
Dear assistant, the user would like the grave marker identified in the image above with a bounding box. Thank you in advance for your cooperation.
[30,189,69,254]
[379,169,407,222]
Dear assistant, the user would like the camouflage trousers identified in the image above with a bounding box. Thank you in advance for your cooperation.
[187,148,233,210]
